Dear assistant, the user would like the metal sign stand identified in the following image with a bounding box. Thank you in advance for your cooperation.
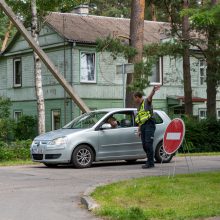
[160,138,196,178]
[160,118,196,178]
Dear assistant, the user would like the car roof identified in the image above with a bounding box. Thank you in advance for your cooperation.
[93,108,136,112]
[92,108,164,114]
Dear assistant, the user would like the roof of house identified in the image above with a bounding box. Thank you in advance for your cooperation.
[45,12,169,44]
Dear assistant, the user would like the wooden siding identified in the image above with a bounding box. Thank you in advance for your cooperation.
[6,26,64,54]
[0,58,7,97]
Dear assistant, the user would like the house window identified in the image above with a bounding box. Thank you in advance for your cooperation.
[149,57,162,85]
[80,52,96,83]
[199,59,206,85]
[51,110,61,130]
[13,58,22,87]
[14,111,22,121]
[217,110,220,120]
[199,109,207,120]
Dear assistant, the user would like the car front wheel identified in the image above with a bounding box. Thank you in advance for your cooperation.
[155,142,173,163]
[72,145,94,168]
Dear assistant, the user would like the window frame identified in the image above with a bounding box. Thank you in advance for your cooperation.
[149,57,163,86]
[106,111,134,128]
[199,59,207,86]
[198,109,207,120]
[80,51,96,83]
[217,109,220,120]
[51,109,61,131]
[13,58,22,87]
[13,110,22,121]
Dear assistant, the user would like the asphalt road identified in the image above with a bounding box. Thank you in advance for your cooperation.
[0,156,219,220]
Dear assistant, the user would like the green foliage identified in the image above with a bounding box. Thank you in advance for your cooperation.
[0,118,15,142]
[0,96,12,118]
[129,60,152,92]
[183,117,220,153]
[90,0,131,18]
[0,97,14,142]
[182,4,220,28]
[0,96,37,141]
[0,140,32,161]
[96,36,137,60]
[14,115,38,140]
[143,41,183,58]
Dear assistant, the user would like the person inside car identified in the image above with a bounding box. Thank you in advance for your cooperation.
[107,117,118,128]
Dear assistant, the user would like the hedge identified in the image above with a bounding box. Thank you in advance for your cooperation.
[0,140,32,161]
[183,118,220,153]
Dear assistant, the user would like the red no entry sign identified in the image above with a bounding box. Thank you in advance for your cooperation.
[163,118,185,154]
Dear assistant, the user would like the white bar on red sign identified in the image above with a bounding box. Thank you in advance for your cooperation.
[166,132,181,140]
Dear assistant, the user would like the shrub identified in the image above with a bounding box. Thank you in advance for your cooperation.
[0,96,11,118]
[0,140,32,161]
[183,117,220,153]
[14,115,38,140]
[0,118,15,142]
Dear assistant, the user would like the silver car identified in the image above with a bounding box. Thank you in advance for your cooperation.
[30,108,172,168]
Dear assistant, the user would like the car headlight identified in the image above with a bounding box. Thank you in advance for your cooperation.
[47,137,67,146]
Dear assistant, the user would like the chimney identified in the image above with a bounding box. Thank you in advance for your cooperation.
[72,4,89,15]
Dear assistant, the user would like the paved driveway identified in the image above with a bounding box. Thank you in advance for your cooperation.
[0,156,219,220]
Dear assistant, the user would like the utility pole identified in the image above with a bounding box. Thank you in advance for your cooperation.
[0,0,90,113]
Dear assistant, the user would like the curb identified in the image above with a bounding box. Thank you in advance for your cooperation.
[81,184,103,211]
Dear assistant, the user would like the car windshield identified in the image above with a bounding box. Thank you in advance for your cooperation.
[63,111,107,129]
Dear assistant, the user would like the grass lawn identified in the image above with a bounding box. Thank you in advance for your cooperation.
[91,171,220,220]
[177,152,220,156]
[0,160,34,166]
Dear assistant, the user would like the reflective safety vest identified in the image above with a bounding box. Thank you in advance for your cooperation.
[135,100,152,125]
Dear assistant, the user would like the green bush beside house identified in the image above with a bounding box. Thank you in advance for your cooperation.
[183,117,220,153]
[0,140,32,161]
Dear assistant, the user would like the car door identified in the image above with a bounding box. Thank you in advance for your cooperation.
[97,111,143,160]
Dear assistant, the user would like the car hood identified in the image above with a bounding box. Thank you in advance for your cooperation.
[34,128,87,141]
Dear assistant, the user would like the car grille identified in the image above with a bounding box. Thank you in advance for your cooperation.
[32,154,43,160]
[33,141,48,145]
[45,154,61,159]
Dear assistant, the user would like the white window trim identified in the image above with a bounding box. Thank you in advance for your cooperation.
[198,109,207,120]
[149,57,162,86]
[80,51,96,83]
[51,109,61,131]
[199,59,207,86]
[217,109,220,120]
[13,58,22,87]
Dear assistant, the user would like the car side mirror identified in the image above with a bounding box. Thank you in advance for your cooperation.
[100,123,112,130]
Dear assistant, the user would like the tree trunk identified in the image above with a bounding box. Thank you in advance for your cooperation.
[182,0,192,116]
[150,1,156,21]
[1,20,13,52]
[127,0,145,107]
[206,0,218,118]
[31,0,45,134]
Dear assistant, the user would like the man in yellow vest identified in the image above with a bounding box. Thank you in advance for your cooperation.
[133,86,160,169]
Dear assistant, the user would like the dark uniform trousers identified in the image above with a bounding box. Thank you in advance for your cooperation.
[140,119,156,166]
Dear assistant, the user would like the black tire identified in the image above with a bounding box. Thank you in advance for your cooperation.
[155,141,173,163]
[43,163,58,168]
[125,159,137,164]
[72,145,94,168]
